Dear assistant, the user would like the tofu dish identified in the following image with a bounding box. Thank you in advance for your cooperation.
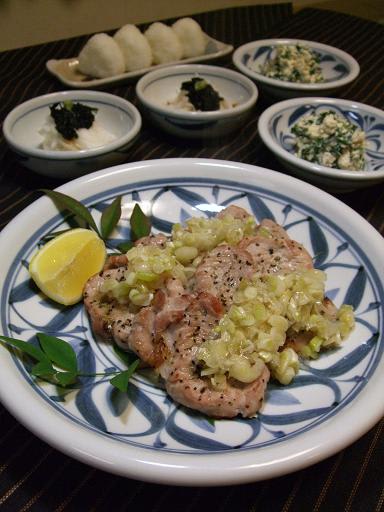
[292,110,366,170]
[261,43,323,83]
[84,205,354,418]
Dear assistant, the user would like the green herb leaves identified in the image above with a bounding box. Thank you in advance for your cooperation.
[100,196,122,240]
[0,334,138,392]
[130,203,151,241]
[41,190,151,253]
[41,189,100,236]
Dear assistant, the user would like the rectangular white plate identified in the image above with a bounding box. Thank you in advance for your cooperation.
[46,36,233,89]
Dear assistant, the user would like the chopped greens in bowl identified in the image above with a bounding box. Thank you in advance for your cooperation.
[258,97,384,190]
[233,38,360,99]
[292,110,366,171]
[261,44,323,84]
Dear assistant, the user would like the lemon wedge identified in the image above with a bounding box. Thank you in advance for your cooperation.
[29,228,106,305]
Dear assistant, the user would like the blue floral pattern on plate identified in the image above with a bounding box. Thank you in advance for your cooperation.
[2,175,382,455]
[271,103,384,172]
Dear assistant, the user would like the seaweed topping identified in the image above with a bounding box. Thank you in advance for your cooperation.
[49,100,98,140]
[181,78,222,111]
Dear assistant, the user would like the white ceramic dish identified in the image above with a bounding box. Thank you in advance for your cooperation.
[0,158,383,486]
[258,97,384,191]
[46,36,233,89]
[136,64,258,139]
[2,90,141,179]
[232,39,360,99]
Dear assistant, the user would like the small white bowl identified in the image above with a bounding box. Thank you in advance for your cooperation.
[3,90,142,179]
[135,64,258,139]
[258,97,384,191]
[233,39,360,99]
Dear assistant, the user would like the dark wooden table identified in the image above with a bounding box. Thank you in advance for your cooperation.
[0,4,383,511]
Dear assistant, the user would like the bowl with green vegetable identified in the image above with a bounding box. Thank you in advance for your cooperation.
[232,39,360,99]
[258,97,384,191]
[135,64,258,139]
[3,90,142,178]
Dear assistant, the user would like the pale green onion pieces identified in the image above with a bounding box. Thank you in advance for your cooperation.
[197,269,355,387]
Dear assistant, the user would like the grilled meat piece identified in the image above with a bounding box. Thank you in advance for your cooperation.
[83,205,330,418]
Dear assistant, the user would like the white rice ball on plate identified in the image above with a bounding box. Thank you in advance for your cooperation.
[114,24,153,71]
[172,17,207,58]
[78,33,125,78]
[144,22,183,64]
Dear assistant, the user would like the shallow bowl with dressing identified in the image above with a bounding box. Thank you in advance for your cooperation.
[135,64,258,139]
[3,90,142,179]
[232,39,360,100]
[258,97,384,191]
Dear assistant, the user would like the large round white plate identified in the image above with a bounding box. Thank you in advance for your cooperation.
[0,159,383,486]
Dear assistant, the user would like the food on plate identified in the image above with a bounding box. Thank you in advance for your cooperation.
[144,22,183,64]
[39,100,116,151]
[114,24,153,71]
[168,77,231,112]
[75,17,209,79]
[292,110,366,170]
[172,17,206,58]
[83,205,354,418]
[78,33,125,78]
[29,228,106,306]
[260,43,323,83]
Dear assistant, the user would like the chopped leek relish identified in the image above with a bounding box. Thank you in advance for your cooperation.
[197,269,354,387]
[98,209,355,389]
[292,110,366,170]
[100,211,254,306]
[261,43,323,83]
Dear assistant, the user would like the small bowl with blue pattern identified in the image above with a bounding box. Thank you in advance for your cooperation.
[2,90,142,179]
[135,64,258,139]
[232,39,360,100]
[258,97,384,191]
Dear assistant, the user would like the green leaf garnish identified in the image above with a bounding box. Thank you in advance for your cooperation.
[0,335,50,363]
[0,334,139,391]
[37,333,78,373]
[31,361,56,377]
[100,195,122,240]
[117,240,134,253]
[40,189,100,237]
[130,203,151,241]
[113,344,138,366]
[110,359,140,392]
[56,371,78,387]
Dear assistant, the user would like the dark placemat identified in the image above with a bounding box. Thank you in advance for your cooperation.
[1,4,384,512]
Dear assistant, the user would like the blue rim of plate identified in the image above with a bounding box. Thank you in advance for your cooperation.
[1,174,383,456]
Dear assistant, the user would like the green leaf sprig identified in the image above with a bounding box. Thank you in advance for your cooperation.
[40,190,151,252]
[0,334,139,392]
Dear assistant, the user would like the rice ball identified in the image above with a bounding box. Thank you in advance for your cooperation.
[78,33,125,78]
[172,17,206,58]
[144,22,183,65]
[114,24,152,71]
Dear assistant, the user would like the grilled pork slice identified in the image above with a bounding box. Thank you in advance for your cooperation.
[159,292,270,418]
[83,206,325,418]
[239,219,313,274]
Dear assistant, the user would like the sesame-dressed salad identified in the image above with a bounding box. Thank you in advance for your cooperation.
[292,110,366,170]
[261,43,323,83]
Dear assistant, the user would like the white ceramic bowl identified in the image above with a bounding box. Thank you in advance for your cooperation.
[3,90,142,179]
[258,97,384,191]
[135,64,258,139]
[233,39,360,99]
